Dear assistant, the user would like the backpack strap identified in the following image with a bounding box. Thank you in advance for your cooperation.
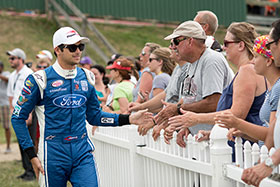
[32,70,47,99]
[81,68,95,86]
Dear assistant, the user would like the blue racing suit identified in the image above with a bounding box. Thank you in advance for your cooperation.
[11,61,130,187]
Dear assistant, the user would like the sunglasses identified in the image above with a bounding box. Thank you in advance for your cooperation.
[9,57,18,61]
[266,39,278,50]
[149,58,158,62]
[141,51,146,56]
[223,40,240,47]
[63,44,85,53]
[173,37,187,46]
[37,65,48,69]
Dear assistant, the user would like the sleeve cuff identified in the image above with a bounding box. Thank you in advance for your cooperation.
[118,114,130,126]
[25,147,37,160]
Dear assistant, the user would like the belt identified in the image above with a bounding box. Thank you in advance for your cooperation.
[45,132,87,143]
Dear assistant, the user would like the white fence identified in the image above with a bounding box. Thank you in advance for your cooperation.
[90,124,280,187]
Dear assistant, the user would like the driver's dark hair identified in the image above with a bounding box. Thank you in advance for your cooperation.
[54,44,65,57]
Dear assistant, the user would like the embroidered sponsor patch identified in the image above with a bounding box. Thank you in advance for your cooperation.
[64,136,78,141]
[13,104,22,117]
[81,80,88,91]
[90,72,95,83]
[25,79,34,88]
[53,94,87,108]
[50,87,67,93]
[22,86,31,95]
[52,80,64,87]
[17,95,28,105]
[101,117,114,124]
[74,84,80,91]
[34,73,43,82]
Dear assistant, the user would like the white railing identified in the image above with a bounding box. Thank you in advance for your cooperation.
[90,125,280,187]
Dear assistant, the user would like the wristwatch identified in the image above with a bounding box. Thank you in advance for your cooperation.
[265,157,276,169]
[177,103,183,115]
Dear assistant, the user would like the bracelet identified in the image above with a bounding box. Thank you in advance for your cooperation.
[177,103,183,115]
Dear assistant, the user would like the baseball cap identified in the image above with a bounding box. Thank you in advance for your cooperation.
[164,20,207,40]
[253,35,273,60]
[80,56,93,65]
[6,48,26,60]
[53,27,90,48]
[36,50,53,60]
[106,60,131,70]
[107,53,122,65]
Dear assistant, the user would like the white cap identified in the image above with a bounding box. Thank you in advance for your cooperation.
[164,20,207,40]
[6,48,26,60]
[36,50,53,60]
[53,27,90,48]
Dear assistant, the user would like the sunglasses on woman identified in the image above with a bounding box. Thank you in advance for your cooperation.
[223,40,240,47]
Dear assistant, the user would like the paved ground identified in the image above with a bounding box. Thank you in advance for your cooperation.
[0,143,21,162]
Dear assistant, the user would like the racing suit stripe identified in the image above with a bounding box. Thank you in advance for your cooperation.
[36,105,48,187]
[92,155,100,187]
[44,141,49,187]
[87,138,95,151]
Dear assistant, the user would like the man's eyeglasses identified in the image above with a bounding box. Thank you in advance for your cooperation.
[37,65,48,69]
[9,57,18,61]
[62,44,85,53]
[266,39,278,50]
[149,58,158,62]
[223,40,240,47]
[173,37,187,46]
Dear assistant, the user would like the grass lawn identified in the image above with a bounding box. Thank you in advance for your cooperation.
[0,161,38,187]
[0,12,233,70]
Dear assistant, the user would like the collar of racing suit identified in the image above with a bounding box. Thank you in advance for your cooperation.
[53,60,77,79]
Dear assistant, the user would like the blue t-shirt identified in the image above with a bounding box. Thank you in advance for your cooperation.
[149,73,170,99]
[259,78,280,146]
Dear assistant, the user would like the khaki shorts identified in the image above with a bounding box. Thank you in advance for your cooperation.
[0,105,10,129]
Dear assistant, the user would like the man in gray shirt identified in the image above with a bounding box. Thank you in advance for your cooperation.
[130,21,233,142]
[156,20,233,139]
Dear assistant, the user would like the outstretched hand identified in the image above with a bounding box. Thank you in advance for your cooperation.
[168,109,197,130]
[31,157,44,180]
[129,109,153,126]
[164,125,176,144]
[128,102,142,113]
[214,110,240,129]
[176,127,190,148]
[241,162,272,186]
[154,100,177,126]
[227,128,243,141]
[195,130,211,142]
[138,120,155,136]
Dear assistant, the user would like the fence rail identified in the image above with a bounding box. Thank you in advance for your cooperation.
[90,125,280,187]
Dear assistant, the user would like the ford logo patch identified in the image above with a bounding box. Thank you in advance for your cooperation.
[53,94,87,108]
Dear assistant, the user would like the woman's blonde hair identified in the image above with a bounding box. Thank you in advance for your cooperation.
[151,47,176,76]
[227,22,258,60]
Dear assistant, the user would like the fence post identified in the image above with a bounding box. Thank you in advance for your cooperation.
[209,124,234,187]
[128,125,145,187]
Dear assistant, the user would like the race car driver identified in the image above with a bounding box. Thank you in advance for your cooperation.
[11,27,151,187]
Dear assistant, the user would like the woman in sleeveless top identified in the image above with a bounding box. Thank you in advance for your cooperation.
[166,23,267,161]
[215,35,280,148]
[90,64,109,107]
